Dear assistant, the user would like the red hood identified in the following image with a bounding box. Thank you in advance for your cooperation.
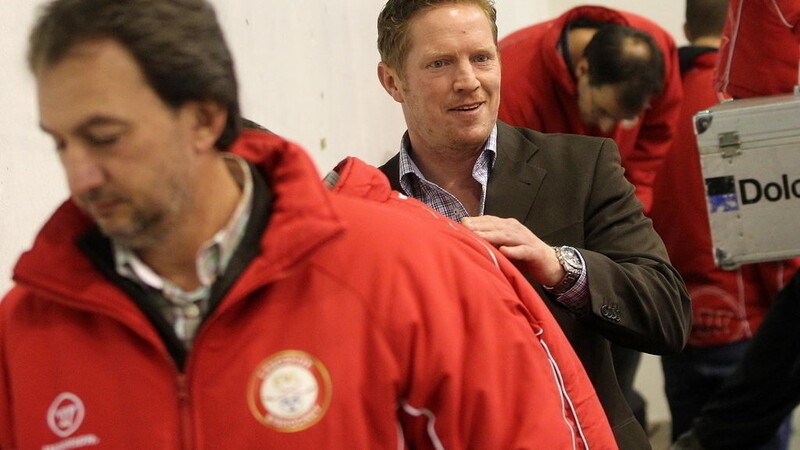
[328,156,396,203]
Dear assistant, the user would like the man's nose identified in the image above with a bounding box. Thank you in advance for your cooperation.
[453,61,480,92]
[597,116,617,133]
[60,145,106,197]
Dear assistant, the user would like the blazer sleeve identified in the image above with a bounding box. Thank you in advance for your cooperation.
[579,137,691,354]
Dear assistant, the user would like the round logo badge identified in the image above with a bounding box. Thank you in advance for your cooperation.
[687,285,746,346]
[248,350,332,432]
[47,392,86,438]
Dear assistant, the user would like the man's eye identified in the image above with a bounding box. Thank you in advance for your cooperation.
[474,55,489,62]
[430,60,446,68]
[87,135,119,146]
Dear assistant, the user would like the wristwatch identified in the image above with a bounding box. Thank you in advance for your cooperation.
[543,246,583,295]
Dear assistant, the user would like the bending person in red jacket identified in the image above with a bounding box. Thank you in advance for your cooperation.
[650,0,799,446]
[498,5,683,214]
[0,0,618,447]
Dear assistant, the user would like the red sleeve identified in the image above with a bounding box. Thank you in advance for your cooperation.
[494,250,620,448]
[774,0,800,41]
[715,0,800,97]
[0,292,17,449]
[390,241,616,449]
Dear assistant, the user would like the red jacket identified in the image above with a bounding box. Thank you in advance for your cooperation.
[650,49,800,347]
[0,130,616,449]
[715,0,800,98]
[498,6,682,213]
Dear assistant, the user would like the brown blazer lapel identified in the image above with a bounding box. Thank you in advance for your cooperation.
[485,122,546,224]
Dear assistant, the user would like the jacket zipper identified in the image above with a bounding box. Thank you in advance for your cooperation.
[177,373,194,450]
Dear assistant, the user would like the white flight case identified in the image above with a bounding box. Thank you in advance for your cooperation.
[694,88,800,268]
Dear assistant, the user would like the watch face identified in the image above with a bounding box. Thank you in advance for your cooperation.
[561,247,583,270]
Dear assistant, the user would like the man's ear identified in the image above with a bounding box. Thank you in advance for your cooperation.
[574,58,590,81]
[186,101,227,153]
[683,23,692,43]
[377,62,405,103]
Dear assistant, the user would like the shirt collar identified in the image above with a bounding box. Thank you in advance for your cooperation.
[398,123,497,191]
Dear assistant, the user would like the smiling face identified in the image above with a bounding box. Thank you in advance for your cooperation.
[378,3,500,157]
[36,39,203,249]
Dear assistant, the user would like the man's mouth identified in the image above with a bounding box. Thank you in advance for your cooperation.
[450,102,482,112]
[88,199,123,217]
[78,191,126,218]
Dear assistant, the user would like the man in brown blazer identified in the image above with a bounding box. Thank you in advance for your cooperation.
[375,1,691,448]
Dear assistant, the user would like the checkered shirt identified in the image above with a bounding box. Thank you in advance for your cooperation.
[398,126,498,222]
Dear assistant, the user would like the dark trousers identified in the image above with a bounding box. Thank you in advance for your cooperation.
[662,339,791,448]
[691,272,800,449]
[611,344,647,429]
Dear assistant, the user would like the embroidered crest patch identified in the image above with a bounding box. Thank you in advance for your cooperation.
[247,350,332,432]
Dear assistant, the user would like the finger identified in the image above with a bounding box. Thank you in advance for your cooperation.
[461,215,518,233]
[470,228,527,247]
[498,244,530,258]
[460,216,497,231]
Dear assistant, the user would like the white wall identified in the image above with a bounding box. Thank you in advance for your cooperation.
[212,0,553,173]
[0,1,67,297]
[1,0,686,425]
